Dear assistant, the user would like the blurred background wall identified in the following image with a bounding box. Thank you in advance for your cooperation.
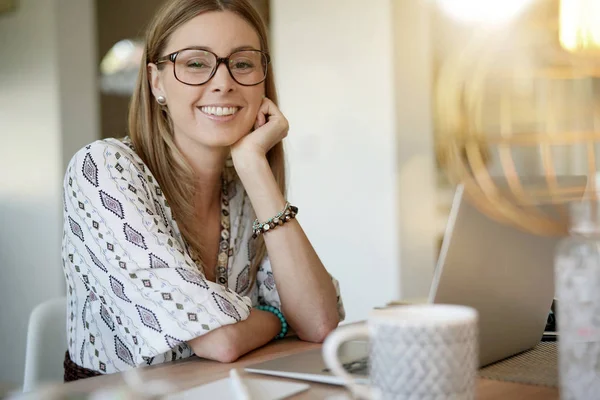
[0,0,98,390]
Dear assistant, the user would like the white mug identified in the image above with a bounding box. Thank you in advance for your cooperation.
[323,304,478,400]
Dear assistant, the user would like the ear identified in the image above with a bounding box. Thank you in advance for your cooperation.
[147,63,165,100]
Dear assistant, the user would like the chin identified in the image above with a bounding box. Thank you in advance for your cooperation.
[194,126,248,148]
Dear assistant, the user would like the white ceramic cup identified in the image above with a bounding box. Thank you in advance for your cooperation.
[323,304,479,400]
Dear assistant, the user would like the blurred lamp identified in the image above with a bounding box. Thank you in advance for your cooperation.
[436,0,532,24]
[435,0,600,236]
[99,39,144,96]
[559,0,600,54]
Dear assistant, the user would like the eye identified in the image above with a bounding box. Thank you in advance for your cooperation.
[179,50,215,70]
[231,60,255,70]
[187,60,210,69]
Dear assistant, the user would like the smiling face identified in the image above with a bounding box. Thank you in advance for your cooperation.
[148,10,265,151]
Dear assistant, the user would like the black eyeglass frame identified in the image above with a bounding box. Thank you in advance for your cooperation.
[155,47,271,87]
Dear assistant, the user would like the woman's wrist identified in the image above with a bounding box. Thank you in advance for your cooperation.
[256,305,288,339]
[231,149,268,172]
[232,153,287,222]
[227,308,281,350]
[254,308,282,335]
[252,202,298,238]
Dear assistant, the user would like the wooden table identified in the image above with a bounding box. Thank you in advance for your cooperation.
[28,338,558,399]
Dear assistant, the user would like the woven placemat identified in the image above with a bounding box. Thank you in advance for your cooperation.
[479,342,557,387]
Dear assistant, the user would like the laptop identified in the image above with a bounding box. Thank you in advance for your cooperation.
[245,180,579,384]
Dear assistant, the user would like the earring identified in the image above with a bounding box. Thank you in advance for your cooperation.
[156,95,167,105]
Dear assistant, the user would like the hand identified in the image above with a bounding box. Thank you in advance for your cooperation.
[231,97,288,165]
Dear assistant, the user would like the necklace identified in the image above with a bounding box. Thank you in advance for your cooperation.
[215,176,230,286]
[189,177,231,287]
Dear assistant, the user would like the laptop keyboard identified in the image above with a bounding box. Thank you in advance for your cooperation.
[323,357,369,376]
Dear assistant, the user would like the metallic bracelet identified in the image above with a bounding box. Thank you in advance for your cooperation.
[252,202,298,239]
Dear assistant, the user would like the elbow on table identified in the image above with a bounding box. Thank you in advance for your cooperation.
[298,317,340,343]
[212,344,241,364]
[189,333,242,364]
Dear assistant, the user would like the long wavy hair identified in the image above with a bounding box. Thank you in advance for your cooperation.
[128,0,285,291]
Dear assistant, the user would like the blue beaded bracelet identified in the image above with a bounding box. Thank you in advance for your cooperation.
[257,305,288,339]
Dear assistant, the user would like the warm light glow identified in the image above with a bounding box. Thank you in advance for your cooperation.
[559,0,600,53]
[99,39,144,96]
[100,39,142,75]
[436,0,532,24]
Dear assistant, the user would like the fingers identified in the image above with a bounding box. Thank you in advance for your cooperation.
[255,98,273,130]
[263,98,289,132]
[253,97,289,142]
[257,108,267,127]
[254,112,266,131]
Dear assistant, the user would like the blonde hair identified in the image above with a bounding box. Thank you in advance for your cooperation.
[128,0,285,291]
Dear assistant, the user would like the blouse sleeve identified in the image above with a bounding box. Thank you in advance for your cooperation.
[256,256,346,322]
[64,141,252,365]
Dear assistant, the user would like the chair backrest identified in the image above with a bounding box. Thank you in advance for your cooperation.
[23,297,67,392]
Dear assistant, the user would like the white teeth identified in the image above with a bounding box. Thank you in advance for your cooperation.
[200,106,239,116]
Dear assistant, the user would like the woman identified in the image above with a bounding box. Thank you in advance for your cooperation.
[62,0,344,379]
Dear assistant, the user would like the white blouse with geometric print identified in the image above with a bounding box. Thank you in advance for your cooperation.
[62,137,345,374]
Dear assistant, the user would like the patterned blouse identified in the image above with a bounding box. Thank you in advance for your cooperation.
[62,137,345,374]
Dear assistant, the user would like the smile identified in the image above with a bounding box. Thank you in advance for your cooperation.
[199,106,240,116]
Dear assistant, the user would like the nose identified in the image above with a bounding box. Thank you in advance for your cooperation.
[209,61,235,93]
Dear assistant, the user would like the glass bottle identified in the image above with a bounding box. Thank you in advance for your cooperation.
[555,200,600,399]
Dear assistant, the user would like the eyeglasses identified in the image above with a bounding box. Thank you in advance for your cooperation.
[155,47,270,87]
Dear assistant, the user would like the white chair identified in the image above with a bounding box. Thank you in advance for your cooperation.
[23,297,67,392]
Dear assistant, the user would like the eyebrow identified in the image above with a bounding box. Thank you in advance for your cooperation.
[183,45,259,53]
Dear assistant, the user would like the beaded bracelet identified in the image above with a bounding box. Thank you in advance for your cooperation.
[252,202,299,239]
[256,305,288,339]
